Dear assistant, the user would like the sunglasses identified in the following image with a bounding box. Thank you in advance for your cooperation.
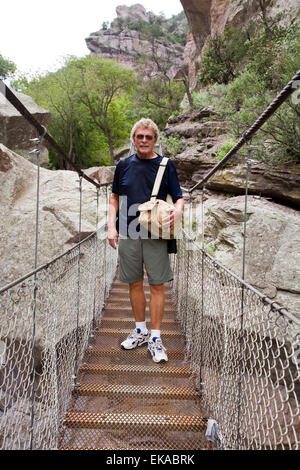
[135,134,154,141]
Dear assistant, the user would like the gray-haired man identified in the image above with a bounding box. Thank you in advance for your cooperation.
[108,118,184,363]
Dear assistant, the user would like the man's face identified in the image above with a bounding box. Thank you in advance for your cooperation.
[133,127,156,158]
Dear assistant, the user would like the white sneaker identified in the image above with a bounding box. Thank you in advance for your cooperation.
[147,337,168,363]
[121,328,150,350]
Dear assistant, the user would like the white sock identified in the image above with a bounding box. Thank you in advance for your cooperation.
[150,330,161,341]
[136,321,147,333]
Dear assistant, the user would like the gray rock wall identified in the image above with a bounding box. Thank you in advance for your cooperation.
[0,144,108,288]
[0,91,50,166]
[193,196,300,318]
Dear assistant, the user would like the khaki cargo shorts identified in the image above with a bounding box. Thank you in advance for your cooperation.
[118,238,173,285]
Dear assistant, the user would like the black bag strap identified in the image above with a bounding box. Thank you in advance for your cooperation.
[118,157,126,196]
[115,157,126,232]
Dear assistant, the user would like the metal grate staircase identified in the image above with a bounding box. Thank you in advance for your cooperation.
[58,280,208,450]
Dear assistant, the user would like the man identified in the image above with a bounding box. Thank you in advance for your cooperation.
[108,118,184,363]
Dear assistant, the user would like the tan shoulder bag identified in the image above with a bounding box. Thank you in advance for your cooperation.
[138,157,181,239]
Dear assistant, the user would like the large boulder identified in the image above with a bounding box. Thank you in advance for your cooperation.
[0,144,109,288]
[115,4,150,23]
[0,91,50,166]
[195,195,300,319]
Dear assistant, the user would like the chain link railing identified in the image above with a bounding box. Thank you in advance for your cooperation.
[171,234,300,449]
[0,79,118,449]
[0,218,117,449]
[170,68,300,450]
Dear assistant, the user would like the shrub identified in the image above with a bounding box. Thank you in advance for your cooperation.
[161,135,182,157]
[216,139,237,161]
[192,83,227,112]
[198,27,249,86]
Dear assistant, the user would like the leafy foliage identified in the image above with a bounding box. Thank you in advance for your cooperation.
[216,139,237,161]
[195,18,300,166]
[218,26,300,165]
[160,135,182,157]
[12,56,136,168]
[133,75,185,130]
[198,27,250,86]
[0,53,16,80]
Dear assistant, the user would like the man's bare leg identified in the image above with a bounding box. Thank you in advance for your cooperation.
[149,283,165,330]
[129,280,146,322]
[147,283,168,363]
[120,280,148,350]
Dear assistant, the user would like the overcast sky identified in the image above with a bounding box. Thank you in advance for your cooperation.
[0,1,184,77]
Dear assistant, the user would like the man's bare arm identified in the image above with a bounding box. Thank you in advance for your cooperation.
[108,193,119,249]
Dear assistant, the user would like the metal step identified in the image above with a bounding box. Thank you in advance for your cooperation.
[107,295,174,305]
[58,279,206,451]
[110,287,173,297]
[64,411,206,432]
[98,328,182,337]
[104,305,175,314]
[101,309,177,320]
[101,317,178,326]
[84,346,184,360]
[75,383,199,400]
[79,363,190,377]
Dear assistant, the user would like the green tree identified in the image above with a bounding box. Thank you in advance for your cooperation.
[0,53,16,80]
[198,27,249,85]
[218,26,300,165]
[134,35,185,128]
[72,56,136,165]
[12,56,136,168]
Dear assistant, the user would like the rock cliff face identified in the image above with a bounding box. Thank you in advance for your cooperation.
[180,0,300,86]
[85,4,185,73]
[0,144,111,287]
[198,195,300,317]
[0,91,50,166]
[86,28,184,71]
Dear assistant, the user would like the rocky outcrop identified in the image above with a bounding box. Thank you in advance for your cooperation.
[196,195,300,318]
[83,165,115,184]
[0,144,108,287]
[180,0,300,86]
[163,109,300,208]
[85,4,185,73]
[86,28,184,72]
[114,4,150,24]
[0,91,50,166]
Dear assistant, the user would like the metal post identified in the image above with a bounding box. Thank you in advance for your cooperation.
[199,187,206,389]
[184,194,193,336]
[237,143,255,448]
[103,186,108,298]
[73,175,82,388]
[201,188,205,251]
[29,132,44,450]
[92,188,100,333]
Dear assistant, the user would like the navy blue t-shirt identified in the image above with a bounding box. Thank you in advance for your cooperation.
[112,153,183,238]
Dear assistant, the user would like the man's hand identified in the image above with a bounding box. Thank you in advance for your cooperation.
[108,227,119,249]
[162,207,182,228]
[169,207,182,228]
